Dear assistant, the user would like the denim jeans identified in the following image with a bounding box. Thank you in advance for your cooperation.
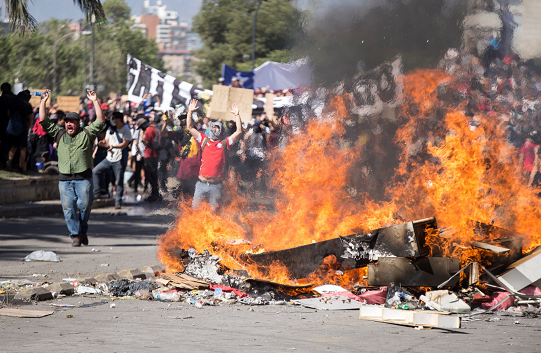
[58,179,93,238]
[92,159,125,205]
[193,181,223,210]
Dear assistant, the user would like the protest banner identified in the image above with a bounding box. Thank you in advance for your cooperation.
[264,93,275,116]
[126,55,211,109]
[209,85,253,122]
[56,96,80,113]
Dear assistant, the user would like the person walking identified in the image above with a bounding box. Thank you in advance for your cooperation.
[185,99,243,210]
[39,89,105,246]
[92,111,132,208]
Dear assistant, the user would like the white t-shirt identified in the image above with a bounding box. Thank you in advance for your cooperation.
[106,124,132,163]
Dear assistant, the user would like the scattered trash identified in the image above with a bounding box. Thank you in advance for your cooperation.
[91,248,101,252]
[23,251,61,262]
[77,286,101,294]
[153,291,181,302]
[294,296,364,310]
[421,290,471,313]
[79,302,107,308]
[110,303,116,308]
[100,264,109,267]
[184,248,224,284]
[0,308,54,318]
[50,303,75,307]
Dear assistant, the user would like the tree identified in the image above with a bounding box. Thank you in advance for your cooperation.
[0,0,162,96]
[5,0,106,34]
[192,0,304,88]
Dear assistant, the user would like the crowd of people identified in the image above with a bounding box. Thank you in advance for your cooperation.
[0,83,289,205]
[436,45,541,187]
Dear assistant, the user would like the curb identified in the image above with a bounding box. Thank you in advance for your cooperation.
[0,199,115,218]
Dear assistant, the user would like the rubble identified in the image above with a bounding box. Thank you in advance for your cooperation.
[367,257,460,287]
[117,269,147,280]
[13,287,53,301]
[497,247,541,292]
[22,250,61,262]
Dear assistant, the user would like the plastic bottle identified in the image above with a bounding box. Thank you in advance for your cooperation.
[153,291,180,302]
[30,90,42,97]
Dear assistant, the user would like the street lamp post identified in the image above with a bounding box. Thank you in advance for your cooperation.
[251,0,264,70]
[53,32,76,95]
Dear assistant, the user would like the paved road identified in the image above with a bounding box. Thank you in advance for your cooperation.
[1,210,541,352]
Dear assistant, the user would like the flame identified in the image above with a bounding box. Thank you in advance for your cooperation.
[158,67,541,287]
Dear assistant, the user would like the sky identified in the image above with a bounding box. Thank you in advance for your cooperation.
[26,0,203,26]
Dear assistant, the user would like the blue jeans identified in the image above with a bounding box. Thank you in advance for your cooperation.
[193,181,223,210]
[58,179,93,238]
[92,159,125,205]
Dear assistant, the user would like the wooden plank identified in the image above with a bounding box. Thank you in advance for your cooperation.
[359,306,460,329]
[0,308,54,318]
[471,241,510,253]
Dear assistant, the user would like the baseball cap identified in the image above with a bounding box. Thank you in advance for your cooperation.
[65,112,81,120]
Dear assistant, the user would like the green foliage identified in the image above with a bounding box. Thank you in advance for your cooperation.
[297,0,466,86]
[5,0,106,34]
[0,0,162,97]
[102,0,131,22]
[192,0,303,88]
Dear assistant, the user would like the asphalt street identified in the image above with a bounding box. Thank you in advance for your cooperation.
[1,208,541,352]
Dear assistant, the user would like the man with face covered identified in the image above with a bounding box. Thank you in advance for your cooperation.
[186,99,243,210]
[39,89,105,247]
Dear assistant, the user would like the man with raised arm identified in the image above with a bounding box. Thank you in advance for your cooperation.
[39,89,105,247]
[186,99,243,210]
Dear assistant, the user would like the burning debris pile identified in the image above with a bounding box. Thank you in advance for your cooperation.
[150,48,541,328]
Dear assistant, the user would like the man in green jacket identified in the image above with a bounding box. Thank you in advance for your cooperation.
[39,89,105,246]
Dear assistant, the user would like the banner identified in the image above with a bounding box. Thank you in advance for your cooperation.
[221,64,254,89]
[56,96,80,113]
[208,85,253,122]
[126,55,208,109]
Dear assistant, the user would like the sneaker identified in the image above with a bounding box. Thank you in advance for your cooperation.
[115,204,121,209]
[71,236,81,247]
[80,234,89,246]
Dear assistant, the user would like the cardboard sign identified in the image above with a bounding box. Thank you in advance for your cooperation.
[28,89,49,108]
[209,85,253,122]
[109,92,118,101]
[56,96,80,113]
[121,95,129,102]
[264,93,275,116]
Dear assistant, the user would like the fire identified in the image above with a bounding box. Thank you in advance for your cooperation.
[158,67,541,287]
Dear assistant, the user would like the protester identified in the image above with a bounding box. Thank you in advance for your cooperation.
[0,83,16,167]
[39,89,105,247]
[5,90,33,172]
[127,114,146,194]
[141,115,161,202]
[186,99,243,210]
[92,111,132,209]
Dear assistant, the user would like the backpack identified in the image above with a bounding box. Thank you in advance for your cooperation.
[150,125,165,151]
[6,110,23,136]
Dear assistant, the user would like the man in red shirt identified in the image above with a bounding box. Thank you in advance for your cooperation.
[186,99,242,210]
[141,116,161,202]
